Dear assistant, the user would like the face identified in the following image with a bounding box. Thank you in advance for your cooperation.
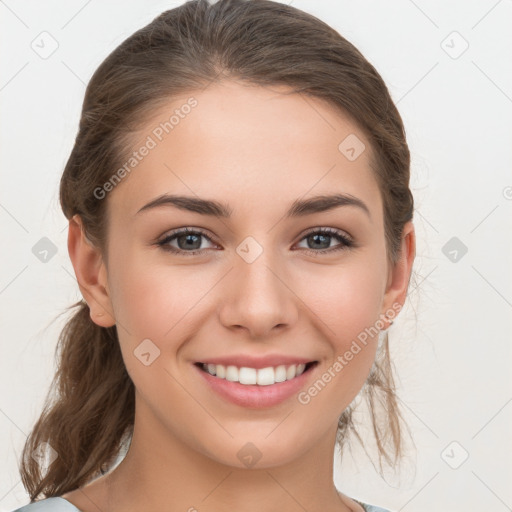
[72,80,414,469]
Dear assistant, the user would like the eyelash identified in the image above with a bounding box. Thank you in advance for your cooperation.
[156,227,355,257]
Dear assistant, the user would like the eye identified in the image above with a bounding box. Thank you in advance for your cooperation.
[295,227,354,256]
[157,228,218,255]
[157,226,354,257]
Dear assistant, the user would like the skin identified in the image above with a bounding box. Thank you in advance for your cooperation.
[63,80,415,512]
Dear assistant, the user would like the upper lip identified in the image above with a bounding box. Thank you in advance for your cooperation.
[196,354,317,369]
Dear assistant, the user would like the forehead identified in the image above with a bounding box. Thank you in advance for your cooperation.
[107,80,382,222]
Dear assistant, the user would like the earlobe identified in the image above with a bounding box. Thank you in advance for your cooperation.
[67,214,116,328]
[381,221,416,327]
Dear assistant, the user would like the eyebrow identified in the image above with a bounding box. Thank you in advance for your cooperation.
[136,193,371,219]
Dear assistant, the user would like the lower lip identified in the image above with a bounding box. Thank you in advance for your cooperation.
[194,363,317,409]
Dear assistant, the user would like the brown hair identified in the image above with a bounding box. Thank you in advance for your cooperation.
[19,0,415,500]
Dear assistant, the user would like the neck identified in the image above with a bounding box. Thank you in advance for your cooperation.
[68,392,360,512]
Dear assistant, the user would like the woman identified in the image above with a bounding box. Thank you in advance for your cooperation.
[14,1,416,511]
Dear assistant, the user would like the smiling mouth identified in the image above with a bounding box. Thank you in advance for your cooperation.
[194,361,318,386]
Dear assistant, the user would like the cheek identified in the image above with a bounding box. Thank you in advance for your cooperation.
[304,260,385,390]
[292,281,384,429]
[307,258,386,341]
[110,250,386,346]
[108,253,219,346]
[107,261,215,391]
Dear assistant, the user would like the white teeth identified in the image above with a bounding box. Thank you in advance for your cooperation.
[257,367,275,385]
[225,365,238,382]
[216,364,226,379]
[274,365,287,383]
[201,362,309,385]
[239,367,257,385]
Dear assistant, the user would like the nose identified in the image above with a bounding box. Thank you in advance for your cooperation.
[218,249,299,339]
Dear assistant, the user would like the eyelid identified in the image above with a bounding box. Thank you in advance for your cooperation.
[294,227,355,256]
[156,226,355,256]
[157,226,353,244]
[299,226,353,243]
[156,226,219,248]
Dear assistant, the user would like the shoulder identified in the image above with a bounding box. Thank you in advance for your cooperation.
[10,497,82,512]
[353,499,394,512]
[11,496,393,512]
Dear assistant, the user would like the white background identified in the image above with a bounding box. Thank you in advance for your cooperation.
[1,1,511,511]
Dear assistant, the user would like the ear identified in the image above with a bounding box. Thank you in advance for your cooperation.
[67,214,116,328]
[381,220,416,327]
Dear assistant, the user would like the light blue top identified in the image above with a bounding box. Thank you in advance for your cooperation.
[11,498,80,511]
[11,496,393,512]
